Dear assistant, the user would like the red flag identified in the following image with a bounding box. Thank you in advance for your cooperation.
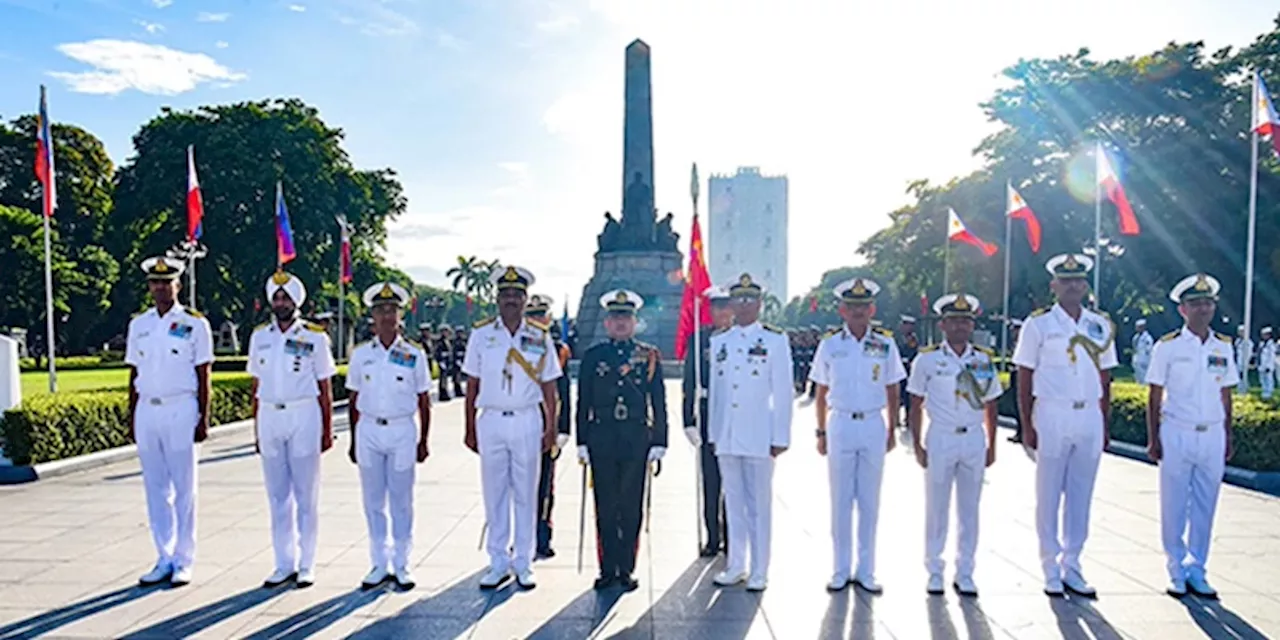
[675,214,713,359]
[1006,182,1041,253]
[947,208,997,257]
[920,292,929,319]
[809,295,818,312]
[1096,144,1140,235]
[466,295,473,314]
[186,145,204,241]
[1253,72,1280,157]
[338,216,352,284]
[35,86,56,218]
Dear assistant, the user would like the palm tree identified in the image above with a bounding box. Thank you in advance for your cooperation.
[446,256,480,297]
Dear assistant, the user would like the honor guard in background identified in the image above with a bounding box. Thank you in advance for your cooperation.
[809,277,905,594]
[1012,254,1118,598]
[1132,319,1154,385]
[708,274,793,592]
[898,315,920,423]
[248,271,338,588]
[463,266,562,590]
[126,257,214,587]
[1234,325,1253,395]
[346,282,432,590]
[576,290,669,592]
[1146,274,1237,598]
[525,294,573,559]
[435,327,455,401]
[451,326,468,398]
[907,293,1002,596]
[682,284,734,557]
[1259,327,1276,399]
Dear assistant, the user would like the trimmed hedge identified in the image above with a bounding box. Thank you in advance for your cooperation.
[997,375,1280,472]
[19,356,128,372]
[1,373,348,466]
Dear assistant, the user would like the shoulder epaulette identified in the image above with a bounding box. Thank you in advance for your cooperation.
[404,338,423,350]
[473,317,496,329]
[919,344,941,353]
[975,345,996,356]
[304,322,326,332]
[131,311,144,319]
[527,321,548,333]
[183,308,205,319]
[1031,307,1051,317]
[353,339,372,351]
[711,327,730,336]
[823,329,839,339]
[1160,330,1179,342]
[763,323,784,334]
[254,321,270,331]
[872,326,893,337]
[1216,332,1233,343]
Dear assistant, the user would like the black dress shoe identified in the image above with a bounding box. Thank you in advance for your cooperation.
[1008,434,1023,443]
[593,574,616,590]
[699,544,719,557]
[617,575,640,592]
[536,547,556,559]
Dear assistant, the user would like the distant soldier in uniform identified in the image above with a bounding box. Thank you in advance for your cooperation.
[708,274,793,592]
[525,294,572,559]
[810,277,904,594]
[907,293,1002,596]
[898,315,920,423]
[248,271,337,588]
[346,282,432,590]
[1132,319,1154,385]
[463,266,562,590]
[127,256,214,587]
[435,326,455,401]
[1234,325,1253,395]
[1012,254,1118,598]
[451,325,468,398]
[576,289,668,592]
[1146,273,1237,598]
[682,285,734,557]
[1258,327,1276,400]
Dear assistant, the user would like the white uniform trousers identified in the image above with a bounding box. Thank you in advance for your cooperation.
[1032,399,1103,581]
[356,415,418,571]
[1261,368,1276,399]
[477,407,542,574]
[135,395,199,569]
[1133,358,1150,385]
[1159,420,1226,582]
[826,410,886,581]
[923,423,986,578]
[718,454,775,581]
[257,400,323,573]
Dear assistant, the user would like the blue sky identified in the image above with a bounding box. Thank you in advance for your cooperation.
[2,0,1278,313]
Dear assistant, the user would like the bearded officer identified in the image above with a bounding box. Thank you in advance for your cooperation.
[1012,253,1118,598]
[809,277,904,594]
[126,256,214,587]
[346,282,431,590]
[525,294,572,559]
[1258,327,1276,400]
[1132,319,1154,385]
[248,271,337,588]
[683,285,734,557]
[708,273,793,592]
[907,293,1002,597]
[1146,274,1238,598]
[576,289,668,592]
[463,266,562,590]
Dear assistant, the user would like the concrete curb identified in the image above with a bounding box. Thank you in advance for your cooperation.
[996,415,1280,497]
[0,400,348,486]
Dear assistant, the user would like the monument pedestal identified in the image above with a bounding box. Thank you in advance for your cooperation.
[575,251,684,353]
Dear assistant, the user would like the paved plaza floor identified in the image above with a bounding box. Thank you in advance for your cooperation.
[1,381,1279,639]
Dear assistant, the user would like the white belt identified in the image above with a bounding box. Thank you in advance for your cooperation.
[933,424,979,435]
[1037,398,1095,410]
[142,393,195,406]
[366,414,414,426]
[482,406,538,417]
[261,397,315,411]
[830,408,882,421]
[1164,419,1221,433]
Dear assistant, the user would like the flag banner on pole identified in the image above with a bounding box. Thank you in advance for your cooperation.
[1096,144,1141,235]
[338,216,353,284]
[1006,183,1042,252]
[947,208,998,256]
[809,295,818,312]
[275,182,297,265]
[187,145,204,241]
[35,86,56,218]
[1254,72,1280,157]
[920,292,929,319]
[675,213,713,359]
[561,301,570,345]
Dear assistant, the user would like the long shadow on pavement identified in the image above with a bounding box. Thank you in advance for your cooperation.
[923,596,1000,640]
[0,584,165,640]
[1049,597,1124,640]
[606,558,760,639]
[818,586,878,639]
[237,587,389,639]
[103,450,259,481]
[119,584,289,638]
[1179,596,1271,639]
[343,568,519,638]
[522,587,624,639]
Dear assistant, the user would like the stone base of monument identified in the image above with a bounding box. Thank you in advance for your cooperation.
[575,251,685,355]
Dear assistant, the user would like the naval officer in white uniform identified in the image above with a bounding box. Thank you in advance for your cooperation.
[248,271,337,588]
[1012,253,1118,598]
[463,265,562,590]
[347,282,432,591]
[809,277,905,594]
[1132,319,1154,385]
[707,273,793,592]
[126,256,214,587]
[1145,273,1237,599]
[1258,327,1276,399]
[906,293,1002,597]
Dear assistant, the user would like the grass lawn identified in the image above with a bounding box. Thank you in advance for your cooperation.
[20,369,250,397]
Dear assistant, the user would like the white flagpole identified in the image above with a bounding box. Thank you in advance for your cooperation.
[1245,73,1261,362]
[42,212,57,393]
[943,229,951,295]
[336,216,346,360]
[689,161,706,554]
[1001,181,1013,368]
[1094,142,1104,309]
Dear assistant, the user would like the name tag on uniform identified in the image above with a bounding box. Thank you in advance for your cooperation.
[168,322,193,339]
[284,339,315,356]
[389,349,417,368]
[520,336,546,354]
[1207,355,1228,373]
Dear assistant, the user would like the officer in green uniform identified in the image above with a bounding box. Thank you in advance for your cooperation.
[575,289,669,592]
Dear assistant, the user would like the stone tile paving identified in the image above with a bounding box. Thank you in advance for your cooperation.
[0,382,1277,639]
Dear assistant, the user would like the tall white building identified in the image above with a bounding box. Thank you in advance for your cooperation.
[707,167,789,301]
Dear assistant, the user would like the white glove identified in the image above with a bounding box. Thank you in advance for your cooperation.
[577,445,590,465]
[648,446,666,462]
[684,427,702,448]
[556,433,570,450]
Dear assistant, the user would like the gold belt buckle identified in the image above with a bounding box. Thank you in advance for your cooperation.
[614,399,629,421]
[1072,401,1086,410]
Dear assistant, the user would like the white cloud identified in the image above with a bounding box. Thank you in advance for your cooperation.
[215,41,229,49]
[49,39,246,95]
[536,15,580,33]
[288,4,306,12]
[151,0,172,7]
[136,20,165,34]
[493,162,533,195]
[334,2,419,37]
[197,12,230,22]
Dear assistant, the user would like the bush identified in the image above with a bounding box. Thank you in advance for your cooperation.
[18,356,128,372]
[212,356,249,373]
[1,372,348,466]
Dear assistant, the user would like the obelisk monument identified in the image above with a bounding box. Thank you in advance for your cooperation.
[575,39,684,353]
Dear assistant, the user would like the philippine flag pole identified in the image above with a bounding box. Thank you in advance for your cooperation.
[1001,182,1040,361]
[944,207,997,294]
[1244,72,1280,354]
[186,145,205,308]
[36,85,58,392]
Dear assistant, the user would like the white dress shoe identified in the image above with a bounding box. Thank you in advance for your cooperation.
[515,569,537,589]
[394,567,416,590]
[1167,578,1188,597]
[1063,571,1097,598]
[926,574,945,595]
[169,565,193,587]
[1044,576,1065,597]
[361,566,390,590]
[713,570,748,587]
[827,574,850,592]
[296,568,315,588]
[139,562,172,586]
[953,575,978,597]
[263,569,297,588]
[479,567,510,589]
[852,576,883,594]
[1187,574,1218,599]
[745,576,768,592]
